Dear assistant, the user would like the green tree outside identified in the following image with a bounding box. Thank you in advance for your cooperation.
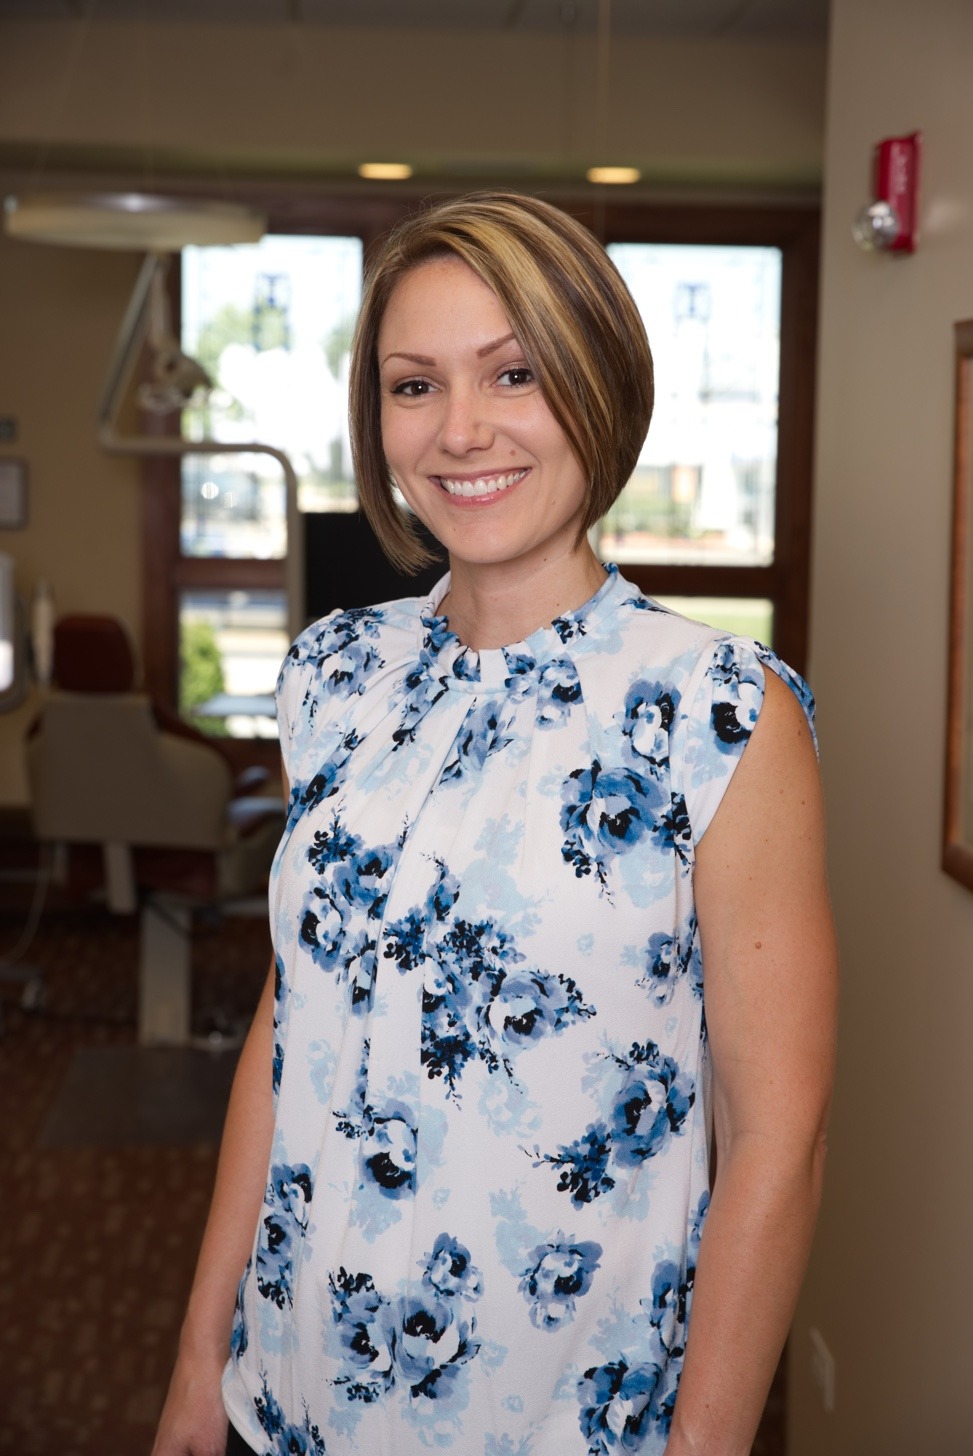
[180,619,228,736]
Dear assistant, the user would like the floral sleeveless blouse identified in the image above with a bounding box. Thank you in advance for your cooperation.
[223,565,814,1456]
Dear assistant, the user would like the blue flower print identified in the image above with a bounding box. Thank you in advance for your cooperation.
[304,812,362,874]
[560,760,667,888]
[393,1291,480,1399]
[647,1259,690,1361]
[255,1163,314,1310]
[341,928,381,1011]
[637,932,680,1007]
[254,1374,327,1456]
[417,915,594,1096]
[423,1233,484,1301]
[754,640,816,731]
[384,860,462,977]
[362,1101,417,1199]
[298,605,386,700]
[641,1192,709,1360]
[333,1049,418,1202]
[637,916,701,1006]
[520,1234,602,1330]
[441,700,515,783]
[421,957,480,1091]
[530,1121,616,1208]
[298,819,397,1014]
[481,968,595,1049]
[609,1042,695,1168]
[620,591,666,614]
[577,1358,674,1453]
[619,681,679,779]
[652,794,693,869]
[392,615,454,746]
[230,1262,250,1360]
[706,640,764,753]
[552,607,592,645]
[328,1268,396,1402]
[532,1042,694,1207]
[286,742,357,833]
[272,953,286,1099]
[333,841,397,919]
[299,884,346,971]
[536,658,583,728]
[329,1234,484,1409]
[300,888,379,1012]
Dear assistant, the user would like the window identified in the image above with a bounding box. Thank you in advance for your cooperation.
[141,195,818,752]
[601,244,781,572]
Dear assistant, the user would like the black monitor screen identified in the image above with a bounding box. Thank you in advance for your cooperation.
[303,511,446,626]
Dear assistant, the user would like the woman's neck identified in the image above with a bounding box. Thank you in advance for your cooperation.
[439,544,607,651]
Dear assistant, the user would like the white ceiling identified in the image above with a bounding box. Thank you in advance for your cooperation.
[0,0,829,42]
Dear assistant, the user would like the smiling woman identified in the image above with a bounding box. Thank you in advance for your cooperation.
[350,192,653,580]
[153,193,835,1456]
[377,256,598,618]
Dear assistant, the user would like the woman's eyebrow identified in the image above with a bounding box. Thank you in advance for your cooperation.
[380,351,435,367]
[476,331,518,358]
[380,333,518,369]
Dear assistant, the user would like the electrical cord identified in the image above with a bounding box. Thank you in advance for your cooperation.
[0,843,54,1011]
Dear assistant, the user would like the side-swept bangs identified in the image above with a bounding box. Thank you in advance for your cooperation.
[349,192,654,573]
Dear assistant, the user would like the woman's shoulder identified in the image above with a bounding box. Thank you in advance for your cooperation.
[283,591,427,674]
[275,589,433,760]
[606,574,813,722]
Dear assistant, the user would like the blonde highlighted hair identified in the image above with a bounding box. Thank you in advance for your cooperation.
[349,192,654,572]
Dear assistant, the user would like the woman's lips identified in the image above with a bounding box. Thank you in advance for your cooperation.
[433,468,530,499]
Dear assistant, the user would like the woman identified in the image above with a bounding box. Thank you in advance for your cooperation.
[153,193,836,1456]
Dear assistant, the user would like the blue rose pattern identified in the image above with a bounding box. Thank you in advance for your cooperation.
[381,862,594,1098]
[255,1162,314,1310]
[530,1041,695,1207]
[329,1234,483,1406]
[637,913,702,1006]
[255,1374,327,1456]
[334,1041,418,1201]
[230,568,815,1453]
[520,1234,603,1329]
[575,1189,710,1452]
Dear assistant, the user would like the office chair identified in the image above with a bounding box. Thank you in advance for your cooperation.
[26,615,283,1044]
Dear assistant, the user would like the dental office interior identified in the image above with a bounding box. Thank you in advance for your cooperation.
[0,2,969,1453]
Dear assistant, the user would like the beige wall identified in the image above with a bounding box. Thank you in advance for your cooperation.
[0,20,826,186]
[0,237,142,803]
[790,1,973,1451]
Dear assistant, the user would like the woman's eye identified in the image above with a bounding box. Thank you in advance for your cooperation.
[391,378,433,397]
[498,366,534,388]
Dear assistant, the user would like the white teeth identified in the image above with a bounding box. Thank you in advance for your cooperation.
[438,469,527,497]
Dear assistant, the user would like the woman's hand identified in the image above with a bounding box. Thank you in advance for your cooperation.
[150,1347,228,1456]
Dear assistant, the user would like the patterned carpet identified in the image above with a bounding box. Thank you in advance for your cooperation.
[0,902,784,1456]
[0,904,269,1456]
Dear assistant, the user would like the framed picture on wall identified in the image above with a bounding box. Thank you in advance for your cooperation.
[944,319,973,890]
[0,458,28,530]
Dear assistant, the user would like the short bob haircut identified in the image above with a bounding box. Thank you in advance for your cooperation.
[349,191,654,574]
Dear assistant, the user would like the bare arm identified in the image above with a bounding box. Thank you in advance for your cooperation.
[151,958,277,1456]
[666,670,838,1456]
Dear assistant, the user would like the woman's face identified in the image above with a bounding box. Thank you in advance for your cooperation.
[377,256,589,575]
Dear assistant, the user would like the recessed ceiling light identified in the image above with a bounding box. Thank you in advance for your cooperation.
[358,162,413,181]
[586,166,641,185]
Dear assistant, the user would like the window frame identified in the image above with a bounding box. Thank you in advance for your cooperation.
[141,191,819,751]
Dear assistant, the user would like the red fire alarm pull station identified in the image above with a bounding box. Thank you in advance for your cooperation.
[853,131,922,254]
[874,132,921,252]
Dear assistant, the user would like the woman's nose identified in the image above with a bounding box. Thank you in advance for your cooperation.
[437,387,493,454]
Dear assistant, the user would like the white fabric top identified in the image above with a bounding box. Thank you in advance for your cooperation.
[223,565,813,1456]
